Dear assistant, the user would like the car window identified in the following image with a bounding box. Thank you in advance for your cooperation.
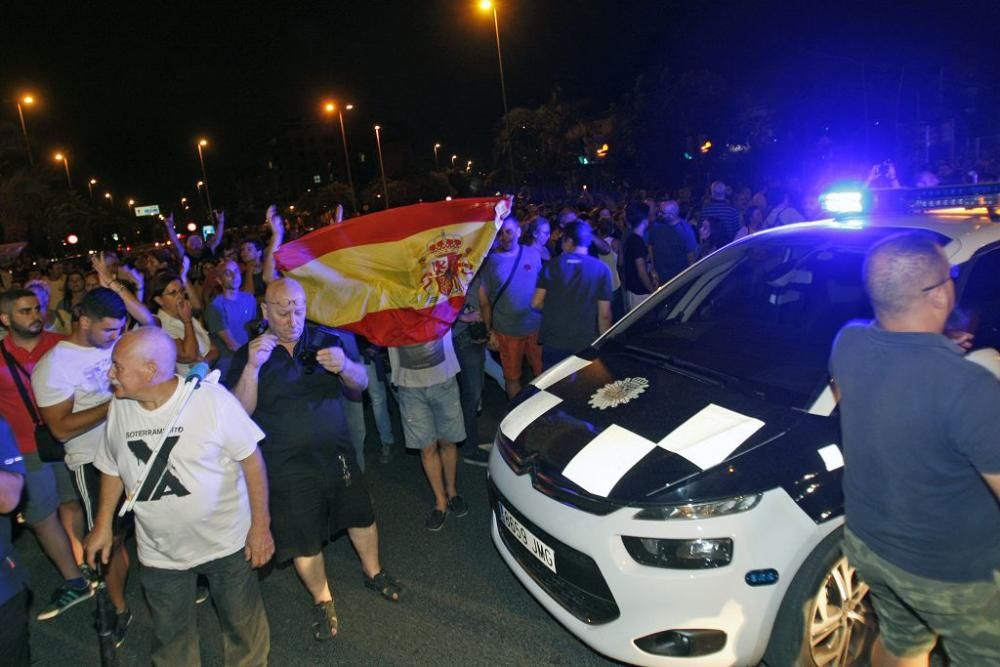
[956,247,1000,350]
[605,230,880,407]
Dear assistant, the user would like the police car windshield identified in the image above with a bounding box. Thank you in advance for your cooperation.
[603,227,917,407]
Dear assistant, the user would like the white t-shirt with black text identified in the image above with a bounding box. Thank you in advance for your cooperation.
[31,341,114,470]
[94,379,264,570]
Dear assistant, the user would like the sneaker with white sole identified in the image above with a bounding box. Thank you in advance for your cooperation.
[114,609,133,648]
[36,583,95,621]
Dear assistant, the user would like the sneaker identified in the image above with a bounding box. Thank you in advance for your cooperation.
[195,585,210,605]
[379,444,393,464]
[113,609,133,648]
[36,583,95,621]
[447,495,469,518]
[311,600,338,641]
[463,446,490,467]
[425,508,447,532]
[478,441,494,451]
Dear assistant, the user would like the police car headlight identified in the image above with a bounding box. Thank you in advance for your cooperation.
[622,536,733,569]
[632,493,762,521]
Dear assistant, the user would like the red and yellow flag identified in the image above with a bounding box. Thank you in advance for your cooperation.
[274,197,503,347]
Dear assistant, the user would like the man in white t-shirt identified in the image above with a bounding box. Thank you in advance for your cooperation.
[31,286,135,642]
[85,327,272,666]
[388,330,468,531]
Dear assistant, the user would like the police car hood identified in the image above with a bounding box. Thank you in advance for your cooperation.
[497,351,808,506]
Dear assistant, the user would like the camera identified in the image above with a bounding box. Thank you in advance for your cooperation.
[296,325,342,374]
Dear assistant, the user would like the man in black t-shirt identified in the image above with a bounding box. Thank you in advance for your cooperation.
[648,200,696,284]
[227,278,401,641]
[621,201,656,310]
[533,222,613,369]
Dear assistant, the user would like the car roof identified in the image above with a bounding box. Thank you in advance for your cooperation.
[755,210,1000,264]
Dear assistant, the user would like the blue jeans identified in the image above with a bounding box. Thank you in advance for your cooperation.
[453,322,486,447]
[140,549,269,667]
[364,361,395,447]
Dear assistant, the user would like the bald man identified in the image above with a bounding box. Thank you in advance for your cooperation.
[831,232,1000,666]
[226,278,399,642]
[85,327,272,666]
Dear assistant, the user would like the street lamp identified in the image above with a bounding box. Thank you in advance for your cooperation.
[53,152,73,189]
[466,160,473,173]
[374,125,389,209]
[104,192,113,207]
[127,199,135,207]
[322,100,358,214]
[195,138,214,212]
[433,143,442,169]
[451,154,458,168]
[15,94,35,166]
[477,0,516,186]
[88,178,97,200]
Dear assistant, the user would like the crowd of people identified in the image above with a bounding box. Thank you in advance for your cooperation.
[4,170,985,664]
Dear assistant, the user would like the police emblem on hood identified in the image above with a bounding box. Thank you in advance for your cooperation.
[588,377,649,410]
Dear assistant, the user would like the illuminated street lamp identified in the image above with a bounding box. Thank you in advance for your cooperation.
[466,160,473,172]
[374,125,389,209]
[196,138,214,212]
[477,0,516,185]
[15,94,35,165]
[451,154,458,168]
[127,198,135,207]
[88,178,97,199]
[104,192,113,207]
[53,152,73,189]
[322,100,358,213]
[433,143,442,169]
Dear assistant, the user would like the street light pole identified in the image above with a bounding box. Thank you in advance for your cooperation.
[374,125,389,209]
[16,95,34,166]
[53,152,73,189]
[451,154,458,169]
[434,143,441,170]
[88,178,97,200]
[479,1,516,186]
[196,139,214,212]
[324,101,359,215]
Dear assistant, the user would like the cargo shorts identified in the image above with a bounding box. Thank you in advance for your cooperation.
[843,527,1000,664]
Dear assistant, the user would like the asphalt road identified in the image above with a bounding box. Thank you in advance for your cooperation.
[16,379,623,667]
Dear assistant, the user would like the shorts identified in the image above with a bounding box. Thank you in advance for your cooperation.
[268,454,376,563]
[397,377,466,449]
[73,462,129,535]
[18,455,78,524]
[494,330,542,380]
[843,527,1000,663]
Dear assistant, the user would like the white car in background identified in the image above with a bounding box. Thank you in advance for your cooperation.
[488,184,1000,666]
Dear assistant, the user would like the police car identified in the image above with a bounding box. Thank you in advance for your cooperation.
[488,183,1000,666]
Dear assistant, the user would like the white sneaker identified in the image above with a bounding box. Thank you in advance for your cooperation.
[478,442,494,452]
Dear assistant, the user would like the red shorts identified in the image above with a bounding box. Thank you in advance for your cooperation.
[494,330,542,380]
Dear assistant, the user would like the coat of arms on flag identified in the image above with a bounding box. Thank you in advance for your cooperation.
[275,197,509,347]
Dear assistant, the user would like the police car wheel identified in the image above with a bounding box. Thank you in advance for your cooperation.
[763,528,878,666]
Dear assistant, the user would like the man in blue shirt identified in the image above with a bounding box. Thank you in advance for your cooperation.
[830,232,1000,665]
[0,418,28,664]
[205,259,258,379]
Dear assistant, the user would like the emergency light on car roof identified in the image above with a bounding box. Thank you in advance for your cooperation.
[823,182,1000,219]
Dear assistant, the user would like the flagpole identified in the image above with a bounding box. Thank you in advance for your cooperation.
[374,125,390,209]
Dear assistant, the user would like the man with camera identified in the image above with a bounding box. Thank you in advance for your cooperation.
[226,278,400,642]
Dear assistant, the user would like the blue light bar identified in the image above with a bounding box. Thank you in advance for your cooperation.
[821,191,864,214]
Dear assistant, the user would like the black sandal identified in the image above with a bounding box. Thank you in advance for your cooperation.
[364,570,402,602]
[312,599,338,640]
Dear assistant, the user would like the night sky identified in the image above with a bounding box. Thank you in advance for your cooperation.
[3,1,999,207]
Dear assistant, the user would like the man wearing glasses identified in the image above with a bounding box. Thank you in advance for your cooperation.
[226,278,400,642]
[831,232,1000,666]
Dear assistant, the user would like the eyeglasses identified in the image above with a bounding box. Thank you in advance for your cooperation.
[920,265,960,293]
[266,298,306,308]
[162,288,185,298]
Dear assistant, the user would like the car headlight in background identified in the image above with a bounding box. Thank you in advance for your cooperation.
[622,537,733,569]
[633,493,762,521]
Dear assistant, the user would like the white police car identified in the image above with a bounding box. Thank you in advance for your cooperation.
[488,183,1000,666]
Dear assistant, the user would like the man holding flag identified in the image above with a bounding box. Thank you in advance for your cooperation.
[85,327,272,666]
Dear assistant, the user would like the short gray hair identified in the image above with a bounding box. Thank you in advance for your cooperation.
[863,232,948,318]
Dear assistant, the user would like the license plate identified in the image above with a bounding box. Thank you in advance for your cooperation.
[499,503,556,573]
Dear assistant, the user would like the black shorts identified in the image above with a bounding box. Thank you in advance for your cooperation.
[268,453,376,563]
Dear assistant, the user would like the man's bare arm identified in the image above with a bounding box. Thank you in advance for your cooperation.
[597,300,612,334]
[238,447,274,567]
[531,288,546,312]
[39,397,110,442]
[985,472,1000,501]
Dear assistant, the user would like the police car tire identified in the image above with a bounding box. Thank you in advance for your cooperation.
[761,526,876,667]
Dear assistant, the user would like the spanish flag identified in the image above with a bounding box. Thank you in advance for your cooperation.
[274,197,503,347]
